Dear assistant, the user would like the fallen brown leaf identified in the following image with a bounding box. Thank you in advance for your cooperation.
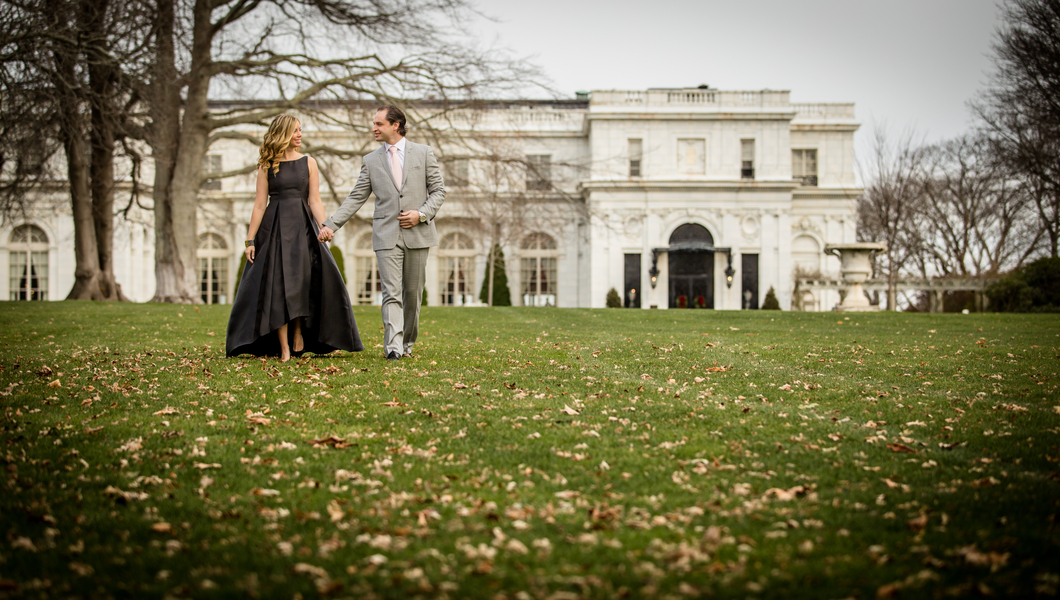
[306,436,355,449]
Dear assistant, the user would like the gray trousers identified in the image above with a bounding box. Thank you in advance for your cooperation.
[376,240,429,356]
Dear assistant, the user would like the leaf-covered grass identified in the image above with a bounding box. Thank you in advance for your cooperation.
[1,302,1058,599]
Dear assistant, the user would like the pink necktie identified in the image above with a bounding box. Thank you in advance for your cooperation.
[388,145,402,191]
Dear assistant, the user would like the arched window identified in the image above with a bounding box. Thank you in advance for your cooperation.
[8,225,48,301]
[438,233,476,306]
[792,235,821,275]
[520,232,558,307]
[353,232,381,305]
[669,223,714,246]
[198,233,229,304]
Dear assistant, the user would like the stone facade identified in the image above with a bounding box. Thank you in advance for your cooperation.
[1,88,860,310]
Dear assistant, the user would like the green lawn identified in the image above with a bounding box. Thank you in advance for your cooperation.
[1,302,1058,599]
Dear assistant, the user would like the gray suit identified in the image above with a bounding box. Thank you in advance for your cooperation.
[324,140,445,356]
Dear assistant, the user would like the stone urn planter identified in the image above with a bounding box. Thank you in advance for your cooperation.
[824,242,887,312]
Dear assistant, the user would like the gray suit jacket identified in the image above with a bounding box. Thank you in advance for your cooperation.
[323,140,446,251]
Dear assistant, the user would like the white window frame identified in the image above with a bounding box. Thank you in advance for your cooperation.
[8,224,49,301]
[438,232,476,306]
[202,154,222,191]
[353,232,381,305]
[792,148,818,186]
[520,232,558,307]
[197,233,230,304]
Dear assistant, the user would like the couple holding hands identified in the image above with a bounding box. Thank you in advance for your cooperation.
[225,106,445,362]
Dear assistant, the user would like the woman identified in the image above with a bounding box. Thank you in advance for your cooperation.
[226,114,363,361]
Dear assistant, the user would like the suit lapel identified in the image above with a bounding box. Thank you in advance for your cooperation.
[374,147,400,192]
[400,142,416,190]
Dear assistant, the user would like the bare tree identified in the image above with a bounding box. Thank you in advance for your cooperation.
[857,126,927,310]
[431,121,589,306]
[136,0,539,303]
[918,135,1042,277]
[0,0,148,300]
[973,0,1060,256]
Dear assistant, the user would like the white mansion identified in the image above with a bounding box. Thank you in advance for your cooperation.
[3,87,860,310]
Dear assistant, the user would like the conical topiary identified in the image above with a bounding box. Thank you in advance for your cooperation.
[606,287,622,308]
[479,244,512,306]
[761,286,781,310]
[330,245,346,283]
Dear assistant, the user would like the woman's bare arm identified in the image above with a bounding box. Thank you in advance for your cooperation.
[245,168,268,262]
[306,157,327,231]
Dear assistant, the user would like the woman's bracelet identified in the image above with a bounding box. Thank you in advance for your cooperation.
[245,240,254,247]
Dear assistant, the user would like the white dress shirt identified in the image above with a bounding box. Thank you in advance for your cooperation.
[382,137,406,169]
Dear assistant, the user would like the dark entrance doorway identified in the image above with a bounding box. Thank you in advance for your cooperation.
[668,224,714,308]
[623,254,641,308]
[741,253,759,309]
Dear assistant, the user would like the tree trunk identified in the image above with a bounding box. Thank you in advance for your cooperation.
[48,2,104,301]
[1048,191,1059,257]
[59,96,103,300]
[487,242,496,307]
[886,249,897,311]
[151,0,214,303]
[149,0,197,303]
[84,0,127,301]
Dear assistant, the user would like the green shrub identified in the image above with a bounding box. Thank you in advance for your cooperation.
[422,288,428,306]
[606,288,622,308]
[987,257,1060,312]
[479,245,512,306]
[761,286,781,310]
[330,245,346,283]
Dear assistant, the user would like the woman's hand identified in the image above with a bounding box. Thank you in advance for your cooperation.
[245,244,255,263]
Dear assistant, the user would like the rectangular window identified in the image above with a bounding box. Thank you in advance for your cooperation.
[439,256,474,306]
[628,139,643,177]
[741,139,755,179]
[9,251,48,301]
[199,256,228,304]
[445,158,469,188]
[792,149,818,186]
[624,254,641,308]
[202,154,222,191]
[677,139,705,174]
[525,155,551,191]
[355,256,382,305]
[520,257,557,306]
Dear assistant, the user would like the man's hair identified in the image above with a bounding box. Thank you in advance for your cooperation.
[376,105,407,136]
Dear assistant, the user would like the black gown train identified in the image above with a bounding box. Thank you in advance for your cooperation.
[226,156,363,357]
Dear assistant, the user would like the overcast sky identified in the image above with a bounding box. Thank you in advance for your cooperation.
[471,0,1002,163]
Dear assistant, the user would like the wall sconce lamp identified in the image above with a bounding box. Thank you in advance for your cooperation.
[648,251,660,289]
[724,253,736,288]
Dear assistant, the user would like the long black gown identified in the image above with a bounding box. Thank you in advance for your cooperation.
[226,156,363,357]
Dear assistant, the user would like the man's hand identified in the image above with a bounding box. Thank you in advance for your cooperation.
[398,210,420,229]
[318,225,335,242]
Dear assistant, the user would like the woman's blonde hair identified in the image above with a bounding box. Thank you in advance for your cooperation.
[258,114,300,174]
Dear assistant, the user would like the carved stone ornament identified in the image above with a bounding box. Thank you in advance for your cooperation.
[793,216,821,237]
[622,213,644,236]
[741,214,759,239]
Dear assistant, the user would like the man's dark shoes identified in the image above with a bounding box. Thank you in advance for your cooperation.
[386,351,401,361]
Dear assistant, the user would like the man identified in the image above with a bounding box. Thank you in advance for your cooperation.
[318,106,445,361]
